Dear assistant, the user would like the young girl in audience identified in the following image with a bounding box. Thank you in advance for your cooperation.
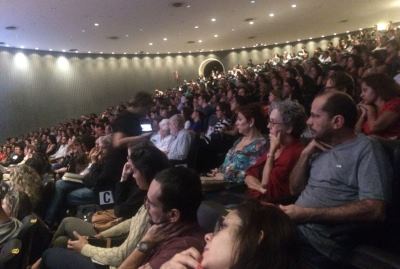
[356,73,400,139]
[161,200,301,269]
[245,100,306,203]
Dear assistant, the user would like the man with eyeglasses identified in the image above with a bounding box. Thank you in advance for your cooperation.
[280,91,391,269]
[39,167,204,269]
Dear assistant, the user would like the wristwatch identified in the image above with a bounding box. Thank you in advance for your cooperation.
[136,241,154,254]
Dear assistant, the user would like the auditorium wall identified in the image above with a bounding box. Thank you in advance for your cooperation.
[0,36,339,141]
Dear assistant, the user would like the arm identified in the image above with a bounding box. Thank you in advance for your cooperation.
[244,175,266,194]
[113,132,149,148]
[289,140,331,196]
[355,106,367,133]
[118,249,148,269]
[280,199,385,223]
[366,110,400,134]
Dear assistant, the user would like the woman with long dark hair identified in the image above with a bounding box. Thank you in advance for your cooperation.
[161,200,301,269]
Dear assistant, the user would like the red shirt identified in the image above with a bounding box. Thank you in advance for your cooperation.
[245,140,304,203]
[363,97,400,139]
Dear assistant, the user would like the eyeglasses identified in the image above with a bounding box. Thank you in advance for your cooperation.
[268,120,284,126]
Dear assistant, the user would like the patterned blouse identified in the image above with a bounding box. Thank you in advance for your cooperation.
[220,136,267,183]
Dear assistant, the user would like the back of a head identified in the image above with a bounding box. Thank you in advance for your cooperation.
[129,143,170,185]
[154,167,202,223]
[232,201,301,269]
[329,71,355,97]
[128,91,154,112]
[4,190,33,220]
[320,91,358,129]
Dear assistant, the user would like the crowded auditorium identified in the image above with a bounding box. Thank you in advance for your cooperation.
[0,0,400,268]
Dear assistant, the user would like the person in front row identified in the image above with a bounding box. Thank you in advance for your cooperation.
[160,200,302,269]
[280,91,392,268]
[38,167,204,269]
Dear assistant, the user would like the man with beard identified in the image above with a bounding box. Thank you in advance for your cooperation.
[280,91,392,269]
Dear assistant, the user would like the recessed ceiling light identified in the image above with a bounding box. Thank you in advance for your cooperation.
[88,51,91,53]
[123,52,127,54]
[249,21,254,25]
[94,23,99,27]
[139,28,144,32]
[242,46,246,49]
[269,13,275,17]
[188,51,191,53]
[297,39,301,41]
[168,52,170,54]
[232,47,235,50]
[291,4,297,8]
[210,49,214,52]
[359,28,363,30]
[149,42,153,46]
[333,33,337,35]
[214,34,219,38]
[198,40,203,43]
[125,34,129,37]
[157,51,160,54]
[111,52,115,54]
[194,25,199,29]
[81,29,86,33]
[178,51,181,53]
[6,44,10,47]
[146,52,149,54]
[286,41,289,43]
[309,37,312,40]
[321,35,325,38]
[232,28,235,31]
[346,30,350,33]
[100,51,103,54]
[49,49,53,51]
[163,37,168,41]
[35,47,38,50]
[20,45,24,49]
[62,49,66,52]
[186,4,191,8]
[75,51,78,54]
[274,42,278,45]
[250,0,256,3]
[211,18,216,22]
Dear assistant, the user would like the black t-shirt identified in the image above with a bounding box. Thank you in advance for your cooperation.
[112,111,142,137]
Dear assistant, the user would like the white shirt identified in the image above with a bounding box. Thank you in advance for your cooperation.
[167,129,192,160]
[150,133,173,152]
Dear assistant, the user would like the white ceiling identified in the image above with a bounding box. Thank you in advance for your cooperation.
[0,0,399,55]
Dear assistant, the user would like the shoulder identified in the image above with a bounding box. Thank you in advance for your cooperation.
[382,98,400,113]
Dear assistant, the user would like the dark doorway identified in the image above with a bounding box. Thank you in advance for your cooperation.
[203,60,224,78]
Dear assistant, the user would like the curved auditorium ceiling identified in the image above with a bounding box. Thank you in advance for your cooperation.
[0,0,400,55]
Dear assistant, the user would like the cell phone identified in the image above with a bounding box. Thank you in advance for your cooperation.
[140,123,153,133]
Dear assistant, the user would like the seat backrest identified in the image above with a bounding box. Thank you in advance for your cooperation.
[197,200,227,233]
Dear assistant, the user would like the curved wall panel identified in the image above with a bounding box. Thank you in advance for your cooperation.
[0,36,338,141]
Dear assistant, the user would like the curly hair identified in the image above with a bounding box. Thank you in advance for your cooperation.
[270,100,307,138]
[8,164,42,208]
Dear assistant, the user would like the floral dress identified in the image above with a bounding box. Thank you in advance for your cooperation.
[220,136,267,183]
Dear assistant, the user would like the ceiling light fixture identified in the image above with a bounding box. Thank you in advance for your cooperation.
[249,21,254,25]
[333,33,337,35]
[286,41,289,43]
[214,34,219,38]
[274,42,278,45]
[62,49,66,52]
[321,35,325,38]
[232,47,235,50]
[163,37,168,41]
[359,28,363,31]
[194,25,199,29]
[75,51,78,54]
[123,52,127,55]
[88,51,91,53]
[346,30,350,33]
[211,18,216,22]
[269,13,274,17]
[291,4,297,8]
[100,51,103,54]
[35,47,38,50]
[297,39,301,41]
[94,23,99,27]
[250,1,255,3]
[111,52,115,54]
[6,44,10,47]
[20,45,24,49]
[198,40,203,43]
[49,49,53,51]
[309,37,312,40]
[149,42,153,46]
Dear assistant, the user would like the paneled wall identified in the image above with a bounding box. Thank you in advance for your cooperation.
[0,36,339,141]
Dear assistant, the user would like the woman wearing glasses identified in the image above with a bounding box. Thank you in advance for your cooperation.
[245,100,307,203]
[161,200,301,269]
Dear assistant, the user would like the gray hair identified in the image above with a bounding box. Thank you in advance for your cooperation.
[270,100,307,138]
[169,114,185,129]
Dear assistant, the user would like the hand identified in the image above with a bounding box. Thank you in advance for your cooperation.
[207,168,219,177]
[302,139,332,157]
[160,248,201,269]
[141,222,185,244]
[94,233,104,239]
[269,132,282,154]
[67,231,88,252]
[121,162,133,182]
[279,204,309,222]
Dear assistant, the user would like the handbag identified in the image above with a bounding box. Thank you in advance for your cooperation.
[91,209,122,232]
